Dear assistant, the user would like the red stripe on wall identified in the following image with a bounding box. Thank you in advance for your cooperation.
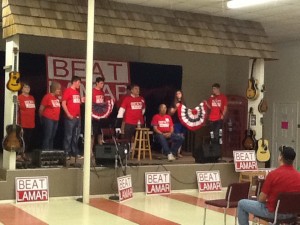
[90,198,180,225]
[0,204,47,225]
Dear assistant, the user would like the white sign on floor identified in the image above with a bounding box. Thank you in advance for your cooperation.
[196,170,222,192]
[117,175,133,202]
[15,176,49,203]
[145,171,171,195]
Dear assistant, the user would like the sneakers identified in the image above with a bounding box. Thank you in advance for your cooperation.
[167,153,176,162]
[76,155,84,159]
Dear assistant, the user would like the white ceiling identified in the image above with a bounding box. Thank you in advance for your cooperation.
[113,0,300,43]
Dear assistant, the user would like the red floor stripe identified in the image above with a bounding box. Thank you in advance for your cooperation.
[0,204,47,225]
[90,198,180,225]
[163,193,236,215]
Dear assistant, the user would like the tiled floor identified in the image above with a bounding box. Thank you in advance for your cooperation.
[0,189,252,225]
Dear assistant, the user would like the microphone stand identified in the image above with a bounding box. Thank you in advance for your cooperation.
[108,128,128,201]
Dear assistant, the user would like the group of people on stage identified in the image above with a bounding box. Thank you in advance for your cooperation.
[15,75,228,163]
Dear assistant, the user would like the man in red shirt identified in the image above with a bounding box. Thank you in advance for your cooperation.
[238,146,300,225]
[151,104,184,161]
[117,84,145,141]
[62,76,82,160]
[91,77,105,147]
[18,82,36,161]
[205,83,227,144]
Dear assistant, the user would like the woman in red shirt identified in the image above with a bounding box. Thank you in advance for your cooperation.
[18,82,36,161]
[39,81,61,150]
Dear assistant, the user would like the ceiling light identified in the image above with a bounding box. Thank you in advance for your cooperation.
[227,0,274,9]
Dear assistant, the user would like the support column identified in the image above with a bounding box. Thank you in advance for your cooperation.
[3,35,20,170]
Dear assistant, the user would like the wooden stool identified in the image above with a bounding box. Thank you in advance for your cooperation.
[132,128,152,161]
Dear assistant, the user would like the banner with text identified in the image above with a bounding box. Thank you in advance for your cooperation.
[47,56,130,101]
[145,171,171,195]
[233,150,258,172]
[15,176,49,203]
[196,170,222,192]
[117,175,133,202]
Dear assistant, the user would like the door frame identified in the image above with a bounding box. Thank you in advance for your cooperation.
[272,101,298,168]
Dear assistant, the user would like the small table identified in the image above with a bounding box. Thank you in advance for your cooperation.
[132,128,152,161]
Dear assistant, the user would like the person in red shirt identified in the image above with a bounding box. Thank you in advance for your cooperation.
[62,76,82,160]
[18,82,36,161]
[117,84,145,141]
[151,104,184,162]
[92,77,105,146]
[39,81,61,150]
[238,146,300,225]
[204,83,227,144]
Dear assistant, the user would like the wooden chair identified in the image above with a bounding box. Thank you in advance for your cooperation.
[254,192,300,225]
[203,182,251,225]
[250,179,265,201]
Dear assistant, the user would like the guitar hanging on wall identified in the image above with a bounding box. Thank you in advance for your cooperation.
[242,107,256,150]
[6,47,22,92]
[256,117,270,162]
[258,84,268,114]
[246,58,259,100]
[2,95,25,152]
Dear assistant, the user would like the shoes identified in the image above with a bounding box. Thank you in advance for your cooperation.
[167,153,176,162]
[178,153,183,158]
[16,155,24,162]
[66,156,71,160]
[76,155,84,159]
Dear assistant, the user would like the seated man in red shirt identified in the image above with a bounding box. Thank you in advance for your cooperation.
[237,146,300,225]
[151,104,184,162]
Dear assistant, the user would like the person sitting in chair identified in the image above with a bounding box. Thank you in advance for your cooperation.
[237,146,300,225]
[151,104,184,162]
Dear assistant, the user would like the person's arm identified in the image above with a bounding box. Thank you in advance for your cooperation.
[61,100,73,119]
[117,107,125,118]
[258,192,267,203]
[222,105,227,119]
[153,125,162,135]
[169,107,176,116]
[39,105,45,117]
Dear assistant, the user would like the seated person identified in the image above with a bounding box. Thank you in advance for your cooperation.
[237,146,300,225]
[151,104,184,162]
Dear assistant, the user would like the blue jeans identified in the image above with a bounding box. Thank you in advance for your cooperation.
[155,133,184,155]
[238,199,294,225]
[41,116,58,150]
[63,117,81,157]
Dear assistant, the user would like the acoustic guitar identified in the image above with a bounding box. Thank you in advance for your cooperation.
[2,96,24,152]
[257,117,270,162]
[6,47,22,92]
[258,84,268,114]
[242,107,256,150]
[246,59,259,100]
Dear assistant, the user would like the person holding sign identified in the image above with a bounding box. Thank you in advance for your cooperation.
[204,83,227,145]
[237,146,300,225]
[151,104,184,162]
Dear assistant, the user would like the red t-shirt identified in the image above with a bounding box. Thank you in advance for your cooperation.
[18,94,36,128]
[62,87,81,117]
[207,94,227,121]
[262,165,300,212]
[92,87,105,104]
[151,114,173,133]
[41,93,61,121]
[121,95,145,125]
